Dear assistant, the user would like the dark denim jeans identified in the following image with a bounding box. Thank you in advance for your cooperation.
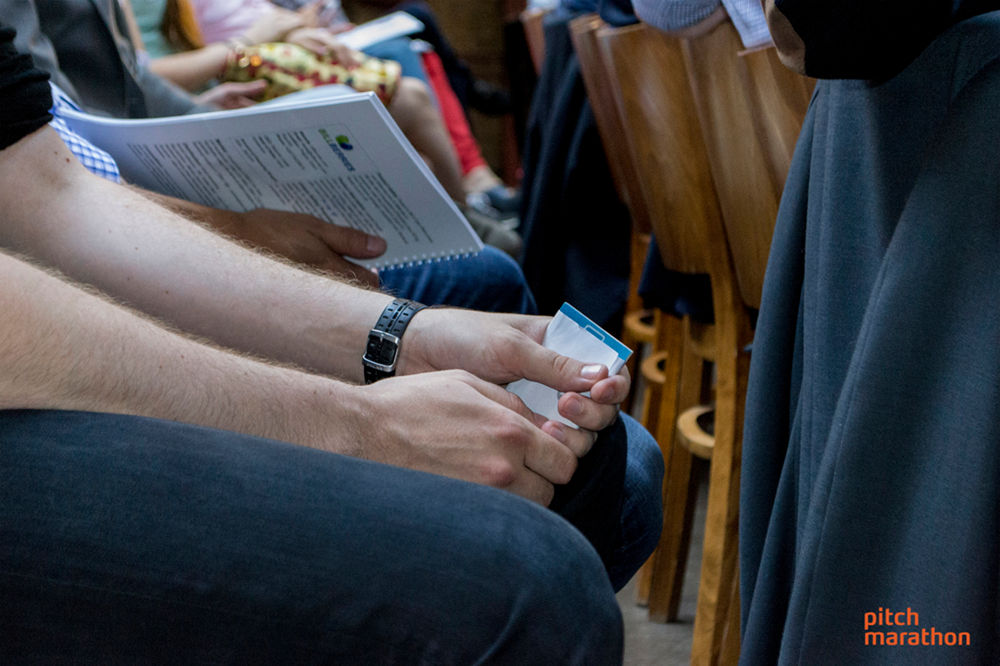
[1,409,660,663]
[379,246,538,315]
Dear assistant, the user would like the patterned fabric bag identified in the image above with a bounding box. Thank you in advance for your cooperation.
[223,42,401,103]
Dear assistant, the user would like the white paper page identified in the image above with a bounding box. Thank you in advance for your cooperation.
[507,303,632,428]
[254,84,356,107]
[58,93,482,269]
[337,12,424,50]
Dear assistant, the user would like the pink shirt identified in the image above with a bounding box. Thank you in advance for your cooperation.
[190,0,276,43]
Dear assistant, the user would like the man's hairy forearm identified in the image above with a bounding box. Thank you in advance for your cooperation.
[0,128,390,383]
[136,188,241,232]
[0,249,365,454]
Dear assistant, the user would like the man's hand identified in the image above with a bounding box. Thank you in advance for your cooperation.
[399,309,630,438]
[349,370,579,505]
[195,81,267,109]
[226,209,386,285]
[133,192,387,285]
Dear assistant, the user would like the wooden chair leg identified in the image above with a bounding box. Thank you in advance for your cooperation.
[646,320,704,622]
[635,312,684,607]
[622,230,654,413]
[638,353,665,457]
[622,308,654,413]
[690,346,749,665]
[719,565,741,665]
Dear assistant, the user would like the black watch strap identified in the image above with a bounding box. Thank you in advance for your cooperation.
[363,298,426,384]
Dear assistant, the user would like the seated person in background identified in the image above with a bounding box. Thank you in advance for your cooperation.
[1,27,663,661]
[132,0,522,249]
[736,0,1000,662]
[187,0,523,218]
[8,0,521,255]
[335,0,522,214]
[129,0,470,210]
[631,0,770,48]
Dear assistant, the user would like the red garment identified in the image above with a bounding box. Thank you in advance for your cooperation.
[420,49,486,175]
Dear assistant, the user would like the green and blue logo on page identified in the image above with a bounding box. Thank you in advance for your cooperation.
[319,129,356,172]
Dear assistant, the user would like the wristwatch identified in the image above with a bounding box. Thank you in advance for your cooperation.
[362,298,426,384]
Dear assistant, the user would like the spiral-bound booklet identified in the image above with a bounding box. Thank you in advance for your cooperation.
[58,89,483,270]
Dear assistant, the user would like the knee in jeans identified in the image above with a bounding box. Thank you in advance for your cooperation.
[481,509,623,662]
[471,246,528,289]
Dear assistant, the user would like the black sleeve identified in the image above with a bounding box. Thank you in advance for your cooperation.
[0,24,53,150]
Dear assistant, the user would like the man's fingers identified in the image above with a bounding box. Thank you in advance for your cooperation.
[521,424,577,486]
[316,224,386,258]
[558,391,620,432]
[588,372,631,405]
[542,420,598,458]
[503,334,610,394]
[468,377,577,485]
[470,376,543,423]
[504,470,556,506]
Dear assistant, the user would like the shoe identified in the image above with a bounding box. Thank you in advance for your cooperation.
[483,185,522,216]
[465,191,519,228]
[462,204,522,258]
[468,79,512,116]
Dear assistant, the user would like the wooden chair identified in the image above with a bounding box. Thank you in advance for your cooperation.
[598,15,812,665]
[681,26,813,314]
[676,21,812,664]
[569,14,655,409]
[596,16,737,643]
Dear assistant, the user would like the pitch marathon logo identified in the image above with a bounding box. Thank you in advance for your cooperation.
[319,129,356,172]
[864,607,971,647]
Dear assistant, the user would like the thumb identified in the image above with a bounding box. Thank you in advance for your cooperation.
[512,339,609,394]
[315,223,387,259]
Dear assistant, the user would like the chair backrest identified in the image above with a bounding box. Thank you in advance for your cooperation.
[520,8,550,74]
[570,14,650,236]
[596,22,725,278]
[739,45,814,192]
[680,21,814,308]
